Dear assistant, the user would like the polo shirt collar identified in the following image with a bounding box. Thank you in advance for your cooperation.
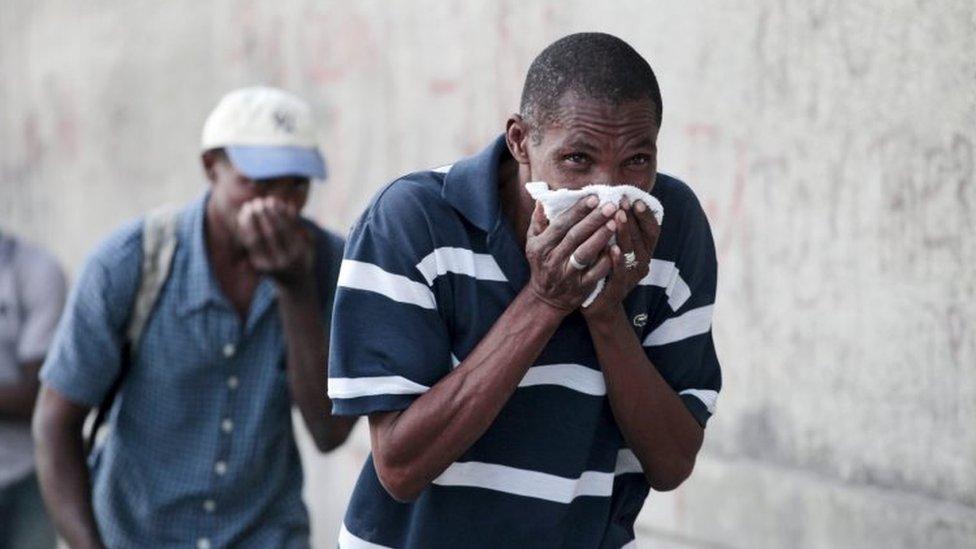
[179,193,278,329]
[442,134,530,290]
[442,134,508,233]
[179,193,223,315]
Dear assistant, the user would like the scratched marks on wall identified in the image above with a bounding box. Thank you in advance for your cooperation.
[834,2,883,78]
[685,0,976,509]
[867,131,974,275]
[1,0,974,521]
[0,74,81,231]
[299,5,378,87]
[224,2,287,85]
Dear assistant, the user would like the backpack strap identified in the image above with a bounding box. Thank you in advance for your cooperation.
[127,205,182,351]
[84,205,182,454]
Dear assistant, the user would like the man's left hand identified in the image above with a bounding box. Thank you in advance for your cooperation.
[237,197,314,288]
[582,198,661,320]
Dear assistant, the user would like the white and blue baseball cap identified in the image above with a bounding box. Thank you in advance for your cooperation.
[201,86,327,180]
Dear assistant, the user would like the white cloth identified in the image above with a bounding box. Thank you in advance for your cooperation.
[525,182,664,307]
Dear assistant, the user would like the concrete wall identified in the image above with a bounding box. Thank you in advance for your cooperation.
[2,1,973,547]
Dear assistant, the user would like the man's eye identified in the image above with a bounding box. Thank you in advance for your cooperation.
[628,155,651,166]
[564,153,590,164]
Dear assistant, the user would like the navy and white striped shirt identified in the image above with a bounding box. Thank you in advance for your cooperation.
[329,135,721,548]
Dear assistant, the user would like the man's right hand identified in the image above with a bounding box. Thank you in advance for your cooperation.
[236,197,314,288]
[525,195,618,312]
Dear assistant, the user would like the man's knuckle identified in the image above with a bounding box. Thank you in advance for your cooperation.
[555,211,577,227]
[565,226,583,244]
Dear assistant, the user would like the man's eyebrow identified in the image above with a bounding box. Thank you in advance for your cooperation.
[560,138,599,153]
[630,137,656,149]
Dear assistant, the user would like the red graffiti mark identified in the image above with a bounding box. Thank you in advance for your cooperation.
[55,109,78,157]
[303,7,376,86]
[23,114,43,163]
[308,65,346,84]
[685,123,719,139]
[704,198,719,221]
[541,4,556,24]
[496,0,510,42]
[428,79,459,96]
[716,139,748,260]
[267,16,285,85]
[945,305,967,367]
[227,3,258,64]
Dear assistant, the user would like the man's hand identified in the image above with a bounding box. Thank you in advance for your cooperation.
[583,198,661,320]
[580,198,702,491]
[237,197,314,287]
[525,196,619,312]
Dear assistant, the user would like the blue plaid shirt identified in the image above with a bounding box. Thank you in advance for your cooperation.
[41,193,344,549]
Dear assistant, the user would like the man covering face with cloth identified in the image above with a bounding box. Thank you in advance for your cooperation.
[329,33,722,548]
[35,87,355,549]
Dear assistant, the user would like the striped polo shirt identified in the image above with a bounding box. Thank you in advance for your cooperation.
[328,135,721,549]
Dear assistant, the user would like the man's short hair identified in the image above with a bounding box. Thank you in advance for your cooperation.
[519,33,663,133]
[205,147,228,160]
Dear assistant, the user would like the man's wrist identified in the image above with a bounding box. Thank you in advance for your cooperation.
[519,287,572,325]
[582,303,626,332]
[273,268,317,299]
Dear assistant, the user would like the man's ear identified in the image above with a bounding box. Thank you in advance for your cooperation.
[201,150,220,183]
[505,114,532,165]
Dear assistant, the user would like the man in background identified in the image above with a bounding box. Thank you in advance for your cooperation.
[0,230,66,549]
[33,86,356,548]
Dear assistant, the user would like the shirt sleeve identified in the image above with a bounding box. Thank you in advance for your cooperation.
[328,182,452,416]
[642,198,722,427]
[39,223,141,407]
[311,227,345,335]
[15,245,68,363]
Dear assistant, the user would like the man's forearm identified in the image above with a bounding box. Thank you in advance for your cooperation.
[277,277,355,451]
[33,389,104,549]
[371,288,566,501]
[586,306,703,491]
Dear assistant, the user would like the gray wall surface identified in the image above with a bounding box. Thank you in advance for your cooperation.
[2,1,973,547]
